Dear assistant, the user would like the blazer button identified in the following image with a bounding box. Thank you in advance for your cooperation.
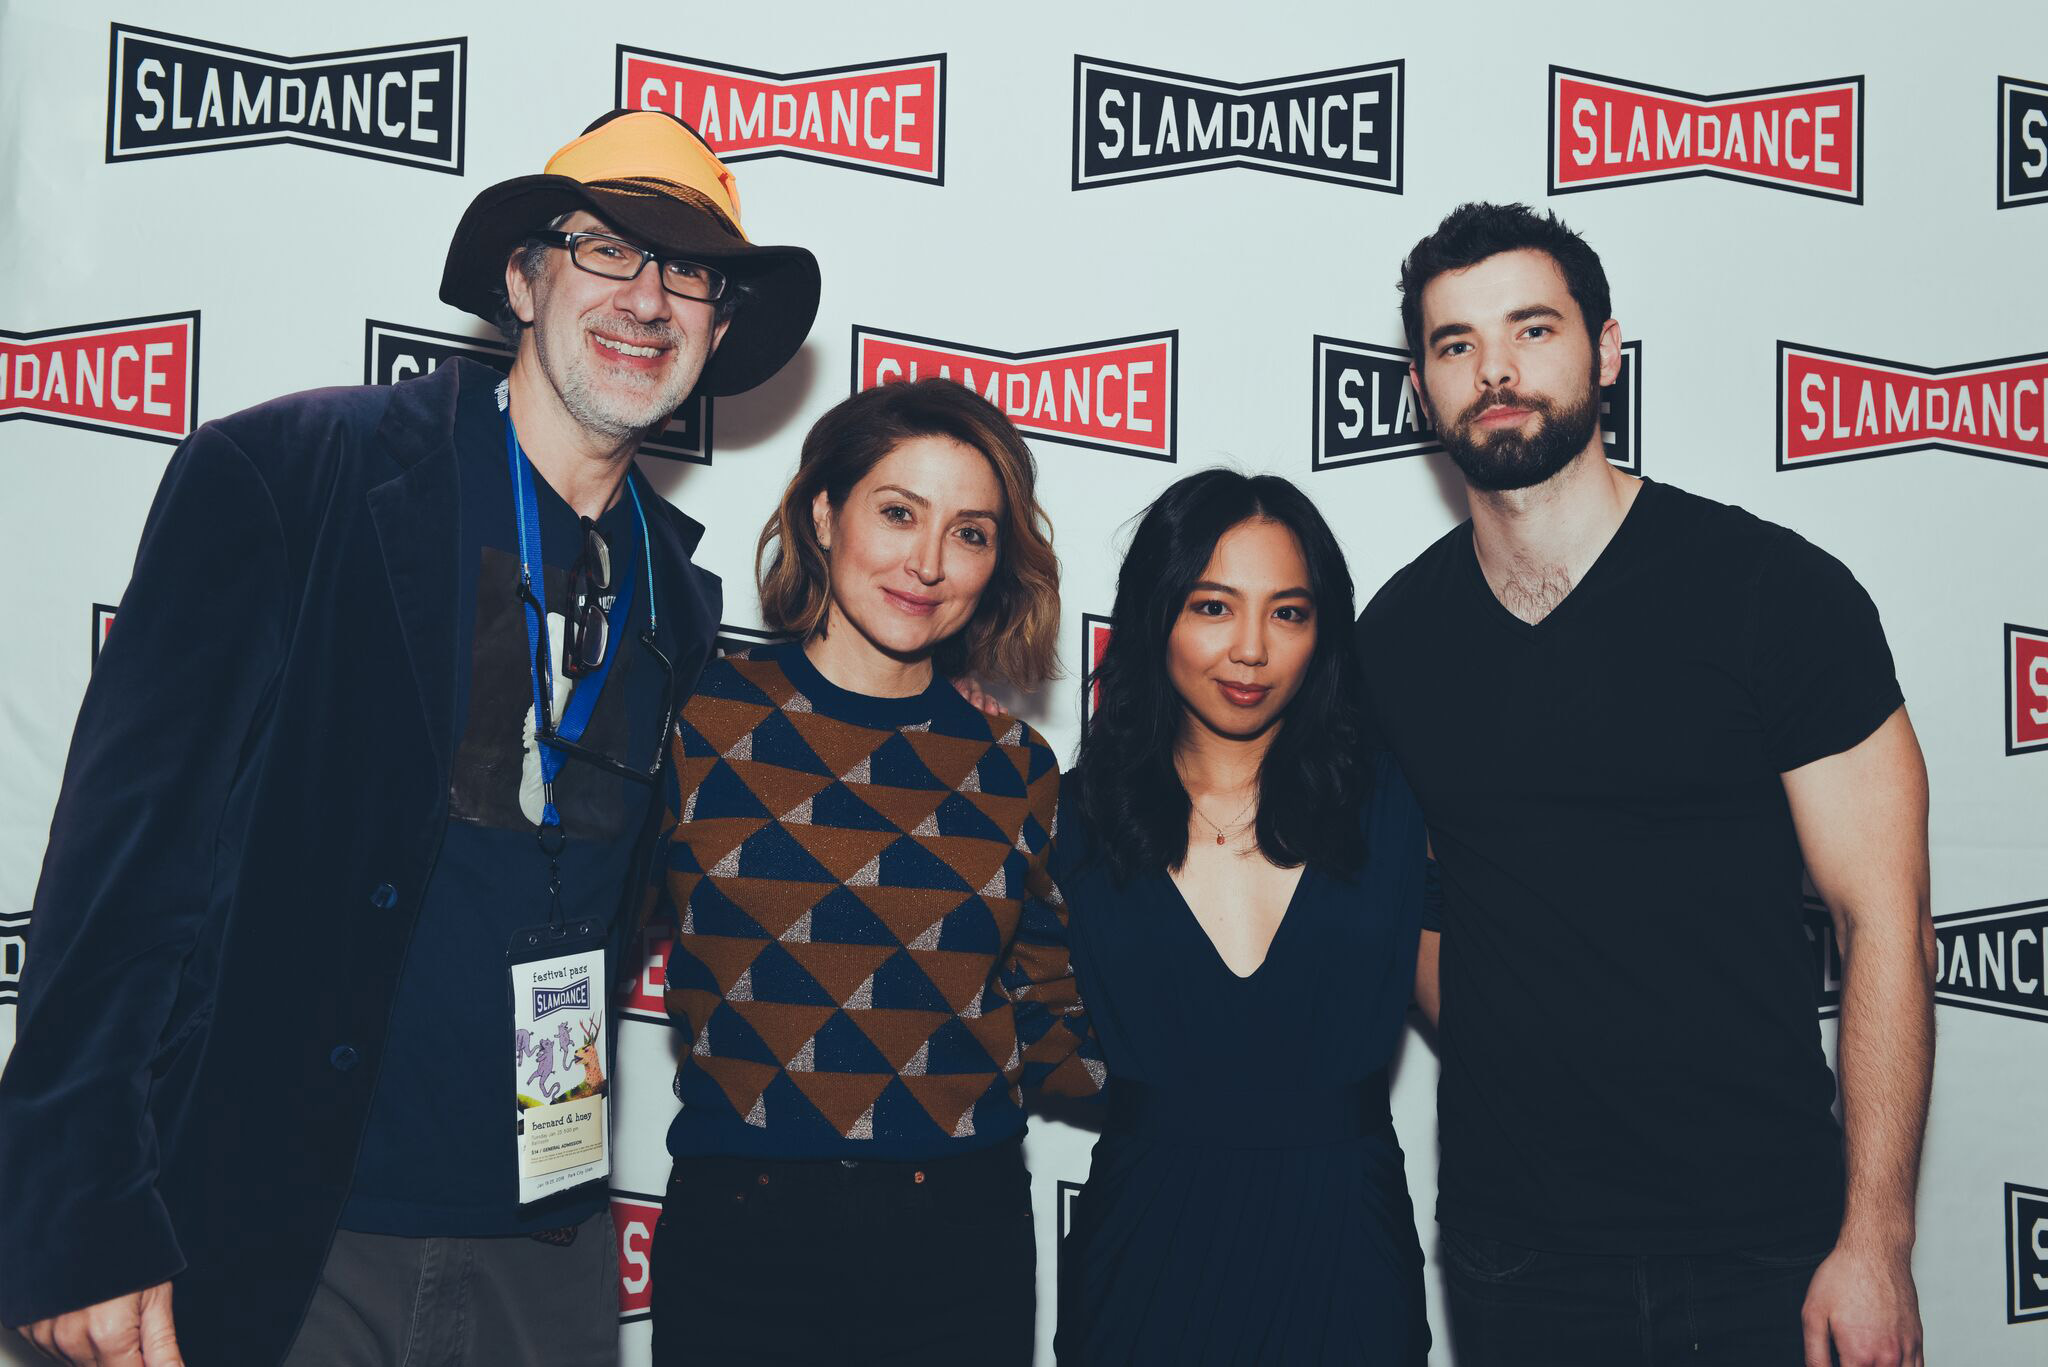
[330,1045,361,1072]
[370,883,399,910]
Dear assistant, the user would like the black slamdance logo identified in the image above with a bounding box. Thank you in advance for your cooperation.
[107,25,465,173]
[1802,897,1843,1020]
[1311,337,1641,474]
[363,322,710,464]
[2010,1183,2048,1323]
[1933,898,2048,1024]
[1073,57,1402,192]
[0,912,27,1007]
[2000,77,2048,210]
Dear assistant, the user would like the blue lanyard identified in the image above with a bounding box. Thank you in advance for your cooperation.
[504,408,659,830]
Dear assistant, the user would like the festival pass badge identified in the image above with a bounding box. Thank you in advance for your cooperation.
[510,918,609,1205]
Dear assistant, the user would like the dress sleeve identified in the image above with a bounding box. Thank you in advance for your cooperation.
[1001,759,1106,1099]
[1751,533,1905,772]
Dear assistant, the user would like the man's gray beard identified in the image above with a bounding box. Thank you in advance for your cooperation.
[534,318,696,440]
[1438,375,1601,493]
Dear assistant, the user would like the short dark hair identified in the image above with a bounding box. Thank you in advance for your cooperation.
[1398,202,1611,369]
[1076,469,1372,883]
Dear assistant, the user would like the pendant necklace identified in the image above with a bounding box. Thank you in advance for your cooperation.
[1190,789,1258,846]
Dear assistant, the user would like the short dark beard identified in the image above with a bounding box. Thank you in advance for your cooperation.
[1434,361,1601,493]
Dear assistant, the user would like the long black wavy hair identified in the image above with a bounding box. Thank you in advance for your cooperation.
[1076,469,1373,883]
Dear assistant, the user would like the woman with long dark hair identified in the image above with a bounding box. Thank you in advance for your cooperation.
[1054,469,1431,1365]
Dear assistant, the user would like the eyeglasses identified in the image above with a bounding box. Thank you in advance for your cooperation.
[563,519,612,679]
[533,230,731,303]
[515,573,679,791]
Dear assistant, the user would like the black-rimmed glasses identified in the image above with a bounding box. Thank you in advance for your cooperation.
[532,230,731,303]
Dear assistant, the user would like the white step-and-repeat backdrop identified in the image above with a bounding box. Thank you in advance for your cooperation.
[3,0,2045,1361]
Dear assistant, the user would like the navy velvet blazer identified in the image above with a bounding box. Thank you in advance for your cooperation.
[0,361,720,1361]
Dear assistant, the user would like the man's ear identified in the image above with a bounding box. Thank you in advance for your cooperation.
[1595,318,1624,388]
[811,488,834,552]
[1407,361,1435,426]
[710,312,734,353]
[504,251,538,326]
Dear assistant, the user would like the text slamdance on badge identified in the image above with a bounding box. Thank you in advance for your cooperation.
[1080,613,1112,726]
[2010,1183,2048,1324]
[107,26,465,173]
[1073,57,1402,191]
[1550,68,1861,202]
[91,604,117,670]
[611,1190,662,1322]
[620,48,944,183]
[1,314,198,445]
[2009,624,2048,757]
[2000,76,2048,210]
[1778,343,2048,472]
[1803,897,1843,1020]
[364,321,710,464]
[1931,898,2048,1024]
[854,327,1177,461]
[1311,337,1641,474]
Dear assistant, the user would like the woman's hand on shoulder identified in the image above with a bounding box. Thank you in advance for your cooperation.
[952,675,1007,718]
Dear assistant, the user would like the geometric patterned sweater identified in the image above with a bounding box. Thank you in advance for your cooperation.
[660,642,1103,1160]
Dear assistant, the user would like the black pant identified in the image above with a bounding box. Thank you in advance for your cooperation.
[651,1139,1036,1366]
[1441,1226,1830,1367]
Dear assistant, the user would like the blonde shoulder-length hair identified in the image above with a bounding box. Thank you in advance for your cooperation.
[755,378,1062,689]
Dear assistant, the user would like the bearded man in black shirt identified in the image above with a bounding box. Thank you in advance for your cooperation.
[1355,203,1934,1367]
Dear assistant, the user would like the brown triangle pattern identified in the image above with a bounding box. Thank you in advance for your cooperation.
[901,1075,976,1137]
[687,934,772,994]
[781,942,897,1007]
[729,762,836,825]
[676,816,758,884]
[731,1002,835,1067]
[845,1007,951,1072]
[963,791,1029,835]
[728,657,802,709]
[687,696,777,759]
[858,785,953,837]
[788,1071,893,1137]
[911,835,1012,897]
[911,948,1000,1016]
[899,731,991,791]
[801,828,899,884]
[784,711,894,783]
[848,885,964,936]
[721,877,835,941]
[709,1058,779,1121]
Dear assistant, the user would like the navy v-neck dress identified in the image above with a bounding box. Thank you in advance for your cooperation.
[1051,752,1431,1366]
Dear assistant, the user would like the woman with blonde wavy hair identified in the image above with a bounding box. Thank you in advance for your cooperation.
[648,378,1101,1367]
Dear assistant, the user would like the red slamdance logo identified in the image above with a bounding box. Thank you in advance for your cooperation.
[611,1190,662,1321]
[621,921,672,1024]
[1,313,198,444]
[853,327,1177,461]
[1551,68,1862,201]
[618,48,944,182]
[1778,344,2048,472]
[2009,625,2048,757]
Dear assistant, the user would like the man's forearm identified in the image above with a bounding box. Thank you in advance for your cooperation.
[1832,909,1936,1250]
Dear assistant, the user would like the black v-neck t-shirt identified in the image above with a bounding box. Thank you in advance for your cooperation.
[1355,478,1903,1254]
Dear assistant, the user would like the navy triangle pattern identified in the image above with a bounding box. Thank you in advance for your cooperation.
[871,1076,950,1143]
[704,1001,782,1068]
[674,715,722,761]
[811,1010,894,1073]
[921,1017,1003,1075]
[868,732,948,791]
[690,760,774,821]
[747,709,835,777]
[972,746,1028,797]
[936,896,1003,954]
[698,657,778,708]
[736,821,840,884]
[869,948,953,1012]
[809,886,898,945]
[878,835,975,893]
[932,792,1009,843]
[758,1072,846,1144]
[809,780,900,834]
[686,879,772,940]
[1025,741,1057,783]
[746,941,837,1007]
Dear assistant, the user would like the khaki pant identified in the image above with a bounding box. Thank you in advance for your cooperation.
[283,1210,618,1367]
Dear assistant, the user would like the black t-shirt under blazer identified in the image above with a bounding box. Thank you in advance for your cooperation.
[1356,478,1903,1255]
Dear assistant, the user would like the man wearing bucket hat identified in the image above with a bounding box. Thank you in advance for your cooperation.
[0,111,818,1366]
